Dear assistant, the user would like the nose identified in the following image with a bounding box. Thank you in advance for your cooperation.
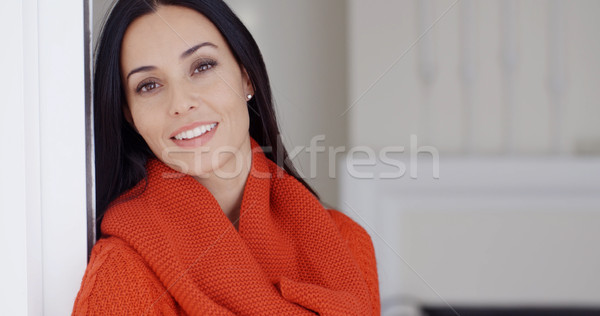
[168,81,197,116]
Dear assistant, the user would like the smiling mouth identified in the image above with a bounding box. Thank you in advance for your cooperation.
[172,123,218,140]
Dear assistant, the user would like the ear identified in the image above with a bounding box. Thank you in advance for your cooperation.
[241,66,254,96]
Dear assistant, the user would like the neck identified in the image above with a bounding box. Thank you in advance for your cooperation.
[193,136,253,229]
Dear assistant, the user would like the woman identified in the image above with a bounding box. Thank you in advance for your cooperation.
[73,0,380,314]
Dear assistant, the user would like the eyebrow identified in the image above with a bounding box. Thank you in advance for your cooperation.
[126,42,218,81]
[180,42,218,60]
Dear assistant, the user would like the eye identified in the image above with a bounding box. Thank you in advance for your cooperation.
[136,80,161,93]
[192,59,217,75]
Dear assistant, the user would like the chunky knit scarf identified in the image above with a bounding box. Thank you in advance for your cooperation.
[86,138,378,315]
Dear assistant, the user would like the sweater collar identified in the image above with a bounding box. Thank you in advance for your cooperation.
[141,137,272,234]
[102,138,310,313]
[101,137,372,315]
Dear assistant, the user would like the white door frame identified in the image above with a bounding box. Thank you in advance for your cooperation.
[1,0,90,314]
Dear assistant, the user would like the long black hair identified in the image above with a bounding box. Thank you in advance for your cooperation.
[94,0,318,237]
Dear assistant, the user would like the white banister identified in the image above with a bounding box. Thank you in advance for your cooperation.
[460,0,476,153]
[418,0,437,146]
[500,0,518,154]
[548,0,568,154]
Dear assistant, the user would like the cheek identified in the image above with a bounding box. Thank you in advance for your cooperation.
[238,104,250,127]
[207,69,249,114]
[130,108,163,145]
[224,99,250,133]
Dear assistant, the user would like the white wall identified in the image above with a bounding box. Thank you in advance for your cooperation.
[339,156,600,310]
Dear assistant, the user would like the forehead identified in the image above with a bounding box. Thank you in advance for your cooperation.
[121,5,225,65]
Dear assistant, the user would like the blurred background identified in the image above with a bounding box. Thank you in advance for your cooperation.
[217,1,600,314]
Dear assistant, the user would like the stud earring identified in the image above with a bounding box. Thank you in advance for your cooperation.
[246,94,253,101]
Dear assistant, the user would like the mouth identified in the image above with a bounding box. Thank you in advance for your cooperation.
[170,122,218,148]
[172,122,217,140]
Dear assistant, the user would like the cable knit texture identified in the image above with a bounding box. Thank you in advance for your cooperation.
[73,138,380,315]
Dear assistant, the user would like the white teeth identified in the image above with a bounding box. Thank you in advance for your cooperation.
[174,123,217,140]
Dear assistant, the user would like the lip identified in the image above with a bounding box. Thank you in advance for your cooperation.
[169,121,218,139]
[169,121,219,148]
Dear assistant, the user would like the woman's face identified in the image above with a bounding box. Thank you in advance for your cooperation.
[121,5,253,177]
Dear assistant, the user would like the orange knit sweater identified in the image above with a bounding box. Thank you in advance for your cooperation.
[73,139,380,315]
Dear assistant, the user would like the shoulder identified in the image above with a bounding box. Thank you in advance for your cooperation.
[326,208,377,265]
[327,209,372,244]
[326,208,381,315]
[72,237,180,315]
